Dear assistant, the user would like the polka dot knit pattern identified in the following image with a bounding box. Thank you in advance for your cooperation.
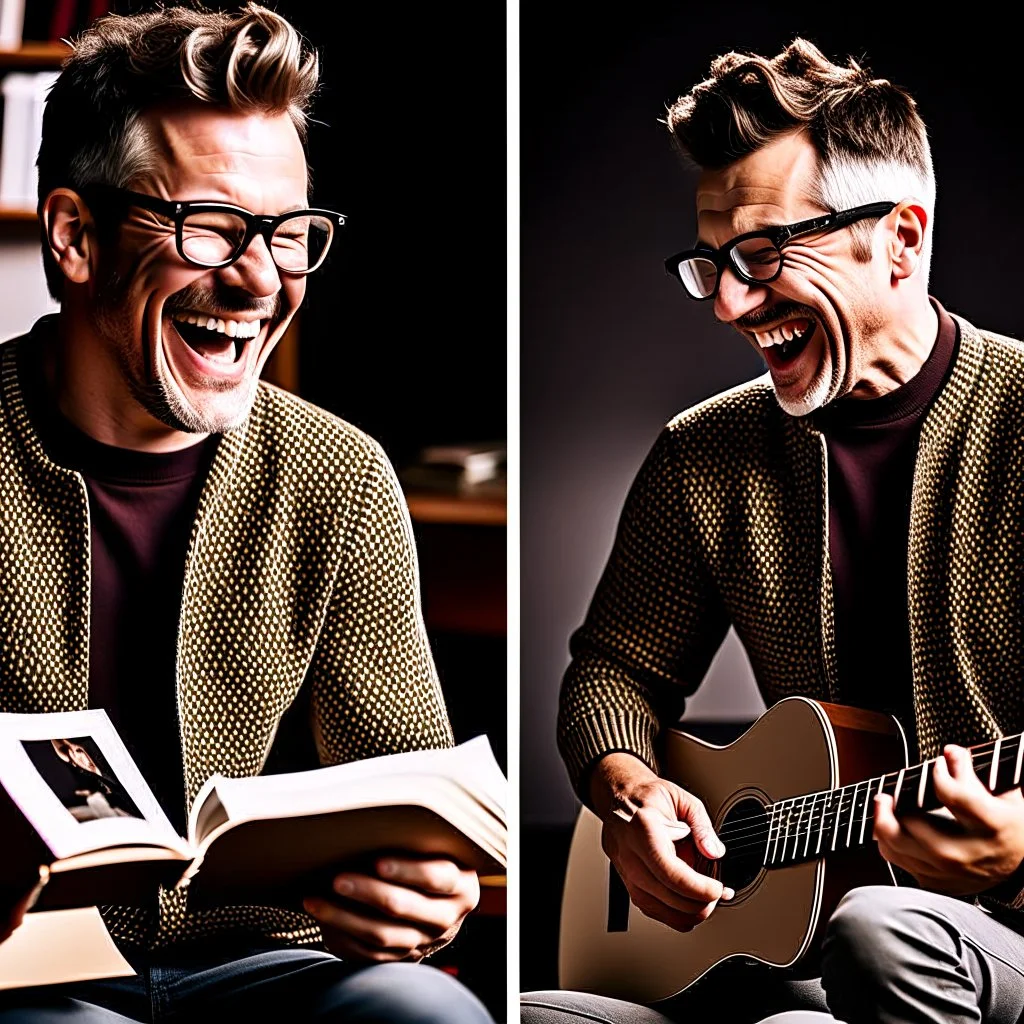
[0,332,453,951]
[559,315,1024,906]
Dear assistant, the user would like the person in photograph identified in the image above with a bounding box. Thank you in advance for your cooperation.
[523,37,1024,1024]
[49,738,141,821]
[0,5,491,1022]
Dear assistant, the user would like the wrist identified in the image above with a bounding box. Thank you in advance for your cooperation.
[587,752,660,822]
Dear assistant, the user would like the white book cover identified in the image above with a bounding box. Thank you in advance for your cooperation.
[0,0,27,50]
[0,70,58,207]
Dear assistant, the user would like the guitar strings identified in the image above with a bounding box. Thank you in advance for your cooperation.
[707,738,1018,846]
[681,740,1023,857]
[703,750,1022,860]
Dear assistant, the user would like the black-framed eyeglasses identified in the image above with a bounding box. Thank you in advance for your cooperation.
[80,184,347,275]
[663,201,898,300]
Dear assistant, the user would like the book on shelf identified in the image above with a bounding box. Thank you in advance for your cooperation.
[0,70,58,209]
[0,0,26,49]
[0,708,507,917]
[399,442,507,493]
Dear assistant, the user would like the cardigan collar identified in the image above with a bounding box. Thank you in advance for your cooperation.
[0,317,252,510]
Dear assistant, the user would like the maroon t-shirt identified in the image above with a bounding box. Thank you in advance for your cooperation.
[814,299,957,757]
[20,338,218,833]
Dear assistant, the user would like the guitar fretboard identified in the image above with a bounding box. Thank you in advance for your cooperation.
[762,732,1024,868]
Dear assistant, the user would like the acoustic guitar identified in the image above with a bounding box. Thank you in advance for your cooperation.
[559,696,1023,1003]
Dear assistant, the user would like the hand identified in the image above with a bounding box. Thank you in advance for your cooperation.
[0,869,48,944]
[303,855,480,963]
[589,752,732,933]
[873,744,1024,895]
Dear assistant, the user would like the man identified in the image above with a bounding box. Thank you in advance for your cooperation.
[522,38,1024,1024]
[0,5,493,1021]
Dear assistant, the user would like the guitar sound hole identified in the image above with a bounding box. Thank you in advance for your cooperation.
[718,797,767,893]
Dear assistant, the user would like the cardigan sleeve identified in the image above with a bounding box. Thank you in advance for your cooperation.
[558,424,730,803]
[306,439,454,766]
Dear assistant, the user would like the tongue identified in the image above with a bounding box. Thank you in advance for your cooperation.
[174,320,237,364]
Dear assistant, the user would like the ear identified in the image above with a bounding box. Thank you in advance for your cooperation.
[889,201,928,282]
[41,188,96,286]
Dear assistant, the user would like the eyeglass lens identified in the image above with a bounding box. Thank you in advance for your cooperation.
[181,211,334,272]
[677,237,783,298]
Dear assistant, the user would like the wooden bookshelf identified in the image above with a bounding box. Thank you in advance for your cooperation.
[405,489,506,527]
[0,43,71,68]
[0,207,37,223]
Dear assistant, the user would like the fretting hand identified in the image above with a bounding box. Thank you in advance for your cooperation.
[873,744,1024,895]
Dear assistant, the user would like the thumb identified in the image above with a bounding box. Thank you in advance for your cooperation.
[676,790,725,859]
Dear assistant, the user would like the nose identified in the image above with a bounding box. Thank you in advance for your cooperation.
[217,231,282,299]
[713,265,770,325]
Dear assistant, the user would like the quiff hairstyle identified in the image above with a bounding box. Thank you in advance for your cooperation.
[666,38,935,277]
[36,2,319,300]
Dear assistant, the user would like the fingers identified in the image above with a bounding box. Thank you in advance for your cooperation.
[628,885,719,933]
[304,895,434,956]
[319,872,468,936]
[370,856,476,900]
[630,806,725,904]
[617,846,724,917]
[931,747,995,829]
[675,790,726,861]
[315,921,425,965]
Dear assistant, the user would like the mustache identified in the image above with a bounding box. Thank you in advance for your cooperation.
[729,302,816,332]
[165,283,280,321]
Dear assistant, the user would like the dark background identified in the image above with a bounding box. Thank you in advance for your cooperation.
[104,0,507,465]
[521,1,1024,991]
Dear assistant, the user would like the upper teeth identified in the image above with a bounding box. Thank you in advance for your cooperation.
[753,321,807,349]
[171,312,262,339]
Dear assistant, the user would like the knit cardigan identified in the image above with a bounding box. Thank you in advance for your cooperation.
[559,314,1024,841]
[0,329,453,951]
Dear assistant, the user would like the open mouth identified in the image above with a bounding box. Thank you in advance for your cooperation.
[753,316,816,367]
[168,311,262,367]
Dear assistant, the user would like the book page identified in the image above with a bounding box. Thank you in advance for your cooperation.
[0,711,188,862]
[189,735,507,846]
[0,907,136,990]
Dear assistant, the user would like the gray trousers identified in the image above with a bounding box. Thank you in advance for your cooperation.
[520,885,1024,1023]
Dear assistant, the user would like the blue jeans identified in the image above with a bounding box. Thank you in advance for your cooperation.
[0,944,495,1022]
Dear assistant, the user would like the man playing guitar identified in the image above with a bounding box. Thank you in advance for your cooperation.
[522,37,1024,1024]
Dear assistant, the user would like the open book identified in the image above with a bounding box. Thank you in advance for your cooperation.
[0,709,507,916]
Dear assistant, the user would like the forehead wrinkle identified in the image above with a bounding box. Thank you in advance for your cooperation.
[697,203,791,247]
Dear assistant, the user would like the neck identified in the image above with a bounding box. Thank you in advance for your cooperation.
[764,732,1024,869]
[846,293,938,400]
[44,308,208,453]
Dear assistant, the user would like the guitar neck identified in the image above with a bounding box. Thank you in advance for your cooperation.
[764,731,1024,869]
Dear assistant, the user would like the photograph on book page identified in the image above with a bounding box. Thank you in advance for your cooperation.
[0,710,189,861]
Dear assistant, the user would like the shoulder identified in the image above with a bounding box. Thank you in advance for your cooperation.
[953,316,1024,413]
[240,382,395,500]
[627,374,788,499]
[664,374,780,440]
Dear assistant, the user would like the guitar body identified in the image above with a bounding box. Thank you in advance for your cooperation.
[559,697,908,1003]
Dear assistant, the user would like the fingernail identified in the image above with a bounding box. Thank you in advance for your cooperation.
[379,860,397,878]
[723,887,735,901]
[303,898,318,914]
[712,839,726,858]
[335,878,354,896]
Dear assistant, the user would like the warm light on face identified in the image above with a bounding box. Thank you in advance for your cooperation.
[694,133,891,416]
[90,107,311,437]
